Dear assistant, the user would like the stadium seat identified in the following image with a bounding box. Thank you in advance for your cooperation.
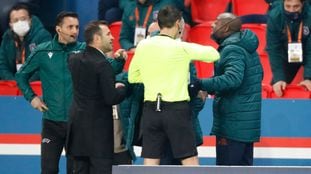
[0,80,19,96]
[123,51,134,71]
[187,21,217,48]
[187,22,217,78]
[193,61,214,78]
[262,83,272,98]
[270,85,310,99]
[182,23,191,41]
[30,81,42,96]
[259,54,272,84]
[109,21,122,52]
[190,0,231,23]
[241,24,267,55]
[232,0,269,16]
[290,67,304,85]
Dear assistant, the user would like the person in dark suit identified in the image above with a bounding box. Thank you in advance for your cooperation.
[67,20,127,174]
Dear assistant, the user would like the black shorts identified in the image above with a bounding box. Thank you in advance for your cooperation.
[141,101,197,159]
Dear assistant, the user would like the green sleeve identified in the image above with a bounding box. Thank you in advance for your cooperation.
[119,10,136,50]
[303,32,311,79]
[201,49,246,94]
[266,14,286,82]
[15,50,40,102]
[0,43,15,80]
[106,57,125,75]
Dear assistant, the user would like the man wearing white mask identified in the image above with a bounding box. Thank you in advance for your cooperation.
[0,3,51,80]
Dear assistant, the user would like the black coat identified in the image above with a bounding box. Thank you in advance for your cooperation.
[67,46,126,158]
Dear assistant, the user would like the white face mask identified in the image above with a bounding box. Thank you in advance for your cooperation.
[175,38,182,42]
[12,20,30,37]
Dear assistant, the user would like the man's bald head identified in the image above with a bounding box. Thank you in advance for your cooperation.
[217,13,242,33]
[211,13,242,44]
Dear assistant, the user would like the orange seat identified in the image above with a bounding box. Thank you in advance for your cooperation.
[187,22,217,78]
[109,21,122,52]
[262,83,272,98]
[232,0,269,16]
[241,24,267,55]
[0,80,19,96]
[270,85,310,99]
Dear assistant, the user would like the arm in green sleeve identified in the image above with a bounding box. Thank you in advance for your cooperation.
[106,57,125,75]
[119,15,135,50]
[0,43,15,80]
[201,50,246,94]
[303,35,311,79]
[15,51,40,102]
[266,16,286,82]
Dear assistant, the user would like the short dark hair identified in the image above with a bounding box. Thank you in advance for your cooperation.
[84,20,108,45]
[283,0,305,3]
[55,11,78,26]
[157,5,182,29]
[9,3,31,19]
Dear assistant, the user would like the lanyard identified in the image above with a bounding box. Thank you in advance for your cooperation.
[135,5,153,28]
[15,41,25,64]
[287,22,303,43]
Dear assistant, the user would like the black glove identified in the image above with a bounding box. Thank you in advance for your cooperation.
[188,79,202,98]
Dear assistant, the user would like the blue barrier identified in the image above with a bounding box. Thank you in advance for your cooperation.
[0,97,310,173]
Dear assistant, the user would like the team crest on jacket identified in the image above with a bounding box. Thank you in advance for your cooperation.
[303,26,310,36]
[129,15,134,21]
[48,52,53,58]
[29,43,36,52]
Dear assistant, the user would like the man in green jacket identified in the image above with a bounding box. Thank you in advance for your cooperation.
[0,3,51,80]
[16,12,126,173]
[119,0,176,51]
[267,0,311,97]
[16,11,84,174]
[200,13,263,165]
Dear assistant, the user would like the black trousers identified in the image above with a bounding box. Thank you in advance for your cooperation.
[73,156,112,174]
[113,150,132,165]
[216,136,254,166]
[41,119,72,174]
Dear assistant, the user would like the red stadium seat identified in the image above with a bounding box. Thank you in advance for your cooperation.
[0,80,19,96]
[259,54,272,84]
[270,85,310,99]
[262,83,272,98]
[291,67,304,85]
[123,51,135,71]
[182,23,191,41]
[30,81,42,96]
[242,24,267,55]
[109,21,122,52]
[187,21,217,49]
[193,61,214,78]
[232,0,269,16]
[190,0,231,23]
[187,22,217,78]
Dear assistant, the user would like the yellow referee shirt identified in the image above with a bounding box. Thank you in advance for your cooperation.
[128,35,219,102]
